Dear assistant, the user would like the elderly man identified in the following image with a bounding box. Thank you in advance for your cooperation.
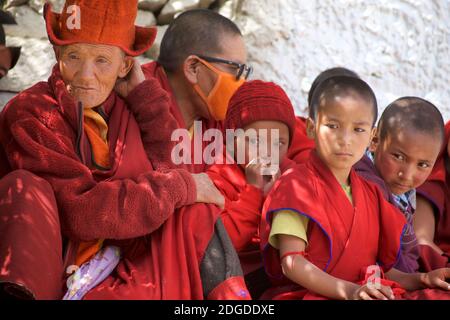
[0,0,249,300]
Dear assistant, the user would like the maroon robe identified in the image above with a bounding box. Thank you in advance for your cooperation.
[0,65,219,299]
[416,121,450,271]
[286,116,315,164]
[142,61,224,174]
[0,170,62,299]
[260,152,450,300]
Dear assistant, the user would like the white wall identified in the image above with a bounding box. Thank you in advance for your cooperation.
[235,0,450,120]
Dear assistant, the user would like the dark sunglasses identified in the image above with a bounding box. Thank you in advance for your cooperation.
[196,54,253,80]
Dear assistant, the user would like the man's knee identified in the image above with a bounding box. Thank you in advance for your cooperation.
[0,170,63,299]
[1,169,55,197]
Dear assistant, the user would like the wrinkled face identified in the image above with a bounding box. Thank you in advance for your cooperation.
[235,120,290,169]
[58,43,131,108]
[310,94,375,181]
[371,128,441,195]
[0,45,12,79]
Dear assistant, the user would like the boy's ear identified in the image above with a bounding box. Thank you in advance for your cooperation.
[369,127,379,152]
[306,117,316,139]
[183,55,201,85]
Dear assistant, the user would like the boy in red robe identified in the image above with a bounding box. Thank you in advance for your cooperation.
[260,75,450,300]
[355,97,444,274]
[206,80,296,298]
[287,67,360,165]
[415,121,450,271]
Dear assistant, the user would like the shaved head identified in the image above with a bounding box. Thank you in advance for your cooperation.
[158,9,242,73]
[308,67,360,107]
[378,97,444,144]
[309,75,378,126]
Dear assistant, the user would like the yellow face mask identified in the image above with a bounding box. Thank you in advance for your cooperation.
[194,58,245,121]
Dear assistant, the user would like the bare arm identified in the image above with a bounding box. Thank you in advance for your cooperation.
[386,267,450,291]
[278,234,394,300]
[385,268,424,291]
[414,195,443,254]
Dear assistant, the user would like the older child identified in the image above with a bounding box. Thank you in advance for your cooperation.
[355,97,444,273]
[287,67,360,164]
[260,75,450,300]
[206,80,296,298]
[414,121,450,271]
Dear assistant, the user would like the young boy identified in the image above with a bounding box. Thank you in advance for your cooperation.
[206,80,296,298]
[414,121,450,271]
[287,67,360,164]
[260,75,450,300]
[355,97,444,274]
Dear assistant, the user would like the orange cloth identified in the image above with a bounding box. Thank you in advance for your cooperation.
[83,108,110,168]
[75,108,110,266]
[44,0,157,57]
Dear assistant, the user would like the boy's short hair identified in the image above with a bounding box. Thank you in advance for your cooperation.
[158,9,242,73]
[378,97,445,143]
[308,67,360,107]
[309,75,378,126]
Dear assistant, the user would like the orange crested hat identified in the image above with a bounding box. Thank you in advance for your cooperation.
[43,0,156,56]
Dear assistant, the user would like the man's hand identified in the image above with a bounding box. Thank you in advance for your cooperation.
[192,173,225,209]
[114,58,146,98]
[421,268,450,291]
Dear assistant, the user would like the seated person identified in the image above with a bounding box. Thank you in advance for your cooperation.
[206,80,296,298]
[355,97,444,273]
[260,75,450,300]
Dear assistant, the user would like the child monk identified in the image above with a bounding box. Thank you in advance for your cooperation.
[287,67,359,164]
[206,80,296,298]
[260,75,450,300]
[414,121,450,271]
[355,97,444,273]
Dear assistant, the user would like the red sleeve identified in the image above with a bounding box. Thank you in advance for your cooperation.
[417,180,446,226]
[374,185,407,271]
[125,78,180,171]
[1,98,196,243]
[220,184,263,252]
[287,117,315,164]
[207,165,263,252]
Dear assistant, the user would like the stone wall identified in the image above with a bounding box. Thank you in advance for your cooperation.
[1,0,449,121]
[235,0,450,119]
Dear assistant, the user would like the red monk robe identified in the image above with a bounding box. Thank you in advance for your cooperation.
[416,121,450,271]
[206,157,295,298]
[0,65,223,299]
[286,116,315,164]
[206,162,263,273]
[142,61,224,174]
[142,62,315,170]
[260,151,450,300]
[207,158,295,270]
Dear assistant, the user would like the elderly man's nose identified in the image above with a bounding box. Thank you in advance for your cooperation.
[78,61,95,79]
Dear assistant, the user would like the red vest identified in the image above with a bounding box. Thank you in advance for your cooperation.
[260,151,406,299]
[417,121,450,262]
